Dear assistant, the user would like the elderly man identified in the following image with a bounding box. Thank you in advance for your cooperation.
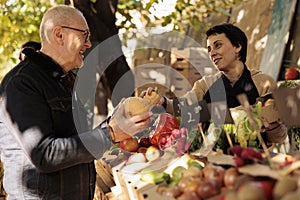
[0,5,151,199]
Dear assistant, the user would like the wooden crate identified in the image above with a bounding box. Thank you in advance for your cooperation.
[133,49,171,66]
[169,60,201,97]
[170,47,209,62]
[109,151,190,200]
[94,160,116,200]
[170,47,216,77]
[136,184,174,200]
[169,76,192,97]
[187,66,202,85]
[134,58,166,67]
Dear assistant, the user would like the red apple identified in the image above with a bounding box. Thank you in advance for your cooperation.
[139,137,152,147]
[246,180,275,200]
[202,165,225,188]
[284,67,299,80]
[196,180,220,199]
[119,137,139,152]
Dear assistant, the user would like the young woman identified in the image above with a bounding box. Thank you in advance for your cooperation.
[142,23,287,145]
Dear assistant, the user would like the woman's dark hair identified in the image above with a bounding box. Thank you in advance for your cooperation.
[206,23,247,63]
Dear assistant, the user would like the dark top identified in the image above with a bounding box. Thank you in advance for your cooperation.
[203,66,259,108]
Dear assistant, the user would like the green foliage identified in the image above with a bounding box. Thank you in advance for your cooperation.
[0,0,63,80]
[0,0,243,80]
[187,128,203,153]
[278,80,299,88]
[117,0,243,35]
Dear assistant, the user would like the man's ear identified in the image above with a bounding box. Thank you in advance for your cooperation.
[53,26,64,45]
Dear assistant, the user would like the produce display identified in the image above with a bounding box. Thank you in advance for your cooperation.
[98,93,300,200]
[120,148,300,200]
[102,140,300,200]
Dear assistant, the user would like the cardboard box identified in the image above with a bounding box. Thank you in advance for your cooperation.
[133,49,171,66]
[171,47,209,61]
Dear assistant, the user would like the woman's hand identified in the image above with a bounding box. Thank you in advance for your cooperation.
[139,87,165,106]
[108,99,152,142]
[261,117,282,131]
[261,117,287,144]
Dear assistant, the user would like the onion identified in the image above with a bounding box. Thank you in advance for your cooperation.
[224,167,240,188]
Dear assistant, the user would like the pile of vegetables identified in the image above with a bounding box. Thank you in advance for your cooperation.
[139,147,273,200]
[214,102,264,152]
[138,145,300,200]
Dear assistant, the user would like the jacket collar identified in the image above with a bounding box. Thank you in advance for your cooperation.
[22,48,70,79]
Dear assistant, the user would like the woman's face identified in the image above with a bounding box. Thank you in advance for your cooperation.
[207,33,241,72]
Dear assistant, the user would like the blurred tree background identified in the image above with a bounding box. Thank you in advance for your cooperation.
[0,0,242,80]
[0,0,63,79]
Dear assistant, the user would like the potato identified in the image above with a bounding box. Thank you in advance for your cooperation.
[123,97,151,117]
[237,182,265,200]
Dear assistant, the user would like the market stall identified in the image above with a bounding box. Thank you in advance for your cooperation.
[95,85,300,200]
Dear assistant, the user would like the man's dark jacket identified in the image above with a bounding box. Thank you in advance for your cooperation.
[0,48,112,199]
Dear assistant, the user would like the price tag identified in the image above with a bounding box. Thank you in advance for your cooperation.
[173,98,210,128]
[273,86,300,126]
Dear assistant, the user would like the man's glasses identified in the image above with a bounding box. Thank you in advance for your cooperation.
[61,26,90,43]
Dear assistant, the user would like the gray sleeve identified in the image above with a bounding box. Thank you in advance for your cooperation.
[78,120,113,160]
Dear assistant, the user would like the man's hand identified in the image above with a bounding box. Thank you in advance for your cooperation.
[108,99,152,142]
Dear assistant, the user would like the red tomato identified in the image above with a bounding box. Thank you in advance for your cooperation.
[284,67,299,80]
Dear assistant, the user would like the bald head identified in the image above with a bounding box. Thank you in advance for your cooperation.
[40,5,85,43]
[38,5,91,72]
